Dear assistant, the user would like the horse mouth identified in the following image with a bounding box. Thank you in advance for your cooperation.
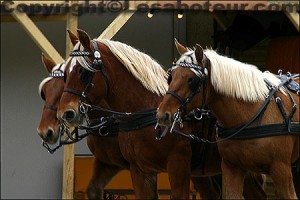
[43,136,58,145]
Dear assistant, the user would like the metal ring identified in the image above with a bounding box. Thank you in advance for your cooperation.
[99,126,109,136]
[79,103,88,114]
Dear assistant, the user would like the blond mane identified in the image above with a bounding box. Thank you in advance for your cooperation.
[98,39,168,96]
[203,49,282,102]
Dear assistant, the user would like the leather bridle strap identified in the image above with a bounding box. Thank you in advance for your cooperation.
[63,87,93,104]
[166,90,185,105]
[43,104,57,111]
[91,40,110,97]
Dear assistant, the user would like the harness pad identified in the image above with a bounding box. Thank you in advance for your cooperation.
[279,74,300,96]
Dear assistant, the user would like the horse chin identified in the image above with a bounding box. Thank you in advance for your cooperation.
[43,134,59,145]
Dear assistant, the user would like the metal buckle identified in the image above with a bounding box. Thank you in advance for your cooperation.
[79,102,89,114]
[170,109,183,133]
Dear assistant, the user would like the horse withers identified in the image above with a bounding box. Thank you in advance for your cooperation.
[156,39,299,199]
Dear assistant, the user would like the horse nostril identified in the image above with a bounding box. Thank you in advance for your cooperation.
[62,109,76,122]
[46,129,53,139]
[165,112,170,121]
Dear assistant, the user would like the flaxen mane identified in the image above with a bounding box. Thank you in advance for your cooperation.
[203,49,282,102]
[98,39,168,96]
[177,49,283,102]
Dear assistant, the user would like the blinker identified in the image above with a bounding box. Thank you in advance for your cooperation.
[94,51,101,59]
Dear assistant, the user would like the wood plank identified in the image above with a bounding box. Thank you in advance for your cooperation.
[9,3,63,64]
[98,11,135,39]
[211,12,230,31]
[98,1,151,40]
[62,1,78,199]
[285,12,300,32]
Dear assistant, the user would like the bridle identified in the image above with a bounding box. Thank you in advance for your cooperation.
[41,63,65,112]
[165,54,209,132]
[63,40,111,121]
[40,62,92,154]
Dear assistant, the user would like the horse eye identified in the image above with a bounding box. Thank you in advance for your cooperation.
[63,71,67,82]
[79,68,83,74]
[188,78,193,83]
[41,91,46,101]
[167,75,172,85]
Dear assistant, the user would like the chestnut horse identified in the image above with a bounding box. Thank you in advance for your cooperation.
[157,40,299,199]
[57,29,267,199]
[36,40,224,199]
[37,54,129,199]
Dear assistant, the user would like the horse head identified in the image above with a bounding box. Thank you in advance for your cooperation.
[37,54,65,144]
[58,29,109,126]
[157,39,209,127]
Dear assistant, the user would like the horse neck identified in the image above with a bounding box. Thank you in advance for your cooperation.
[205,75,265,128]
[100,54,162,112]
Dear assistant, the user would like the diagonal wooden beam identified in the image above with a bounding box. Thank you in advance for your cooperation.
[9,1,63,64]
[98,10,135,39]
[285,12,300,32]
[98,1,153,40]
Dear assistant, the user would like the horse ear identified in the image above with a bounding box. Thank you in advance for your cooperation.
[174,38,188,55]
[41,53,56,73]
[67,29,78,46]
[195,44,204,64]
[77,29,92,51]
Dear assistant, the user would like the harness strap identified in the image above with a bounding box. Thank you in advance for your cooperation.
[43,104,57,111]
[273,92,291,131]
[217,78,294,139]
[64,88,93,104]
[119,113,157,131]
[166,90,185,105]
[92,40,110,97]
[218,123,300,139]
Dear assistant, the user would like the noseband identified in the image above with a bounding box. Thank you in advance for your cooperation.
[166,55,209,132]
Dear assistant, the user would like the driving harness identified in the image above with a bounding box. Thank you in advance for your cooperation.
[166,53,299,142]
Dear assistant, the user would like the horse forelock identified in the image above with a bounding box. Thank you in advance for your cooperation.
[97,39,168,96]
[68,42,86,73]
[203,49,283,102]
[176,49,197,65]
[38,62,66,98]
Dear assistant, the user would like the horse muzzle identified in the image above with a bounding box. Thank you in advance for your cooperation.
[61,109,83,126]
[37,127,59,145]
[156,111,172,127]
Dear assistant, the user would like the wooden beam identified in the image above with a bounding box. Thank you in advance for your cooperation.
[9,3,63,64]
[98,1,151,39]
[285,12,300,32]
[62,1,78,199]
[211,11,233,31]
[98,10,135,39]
